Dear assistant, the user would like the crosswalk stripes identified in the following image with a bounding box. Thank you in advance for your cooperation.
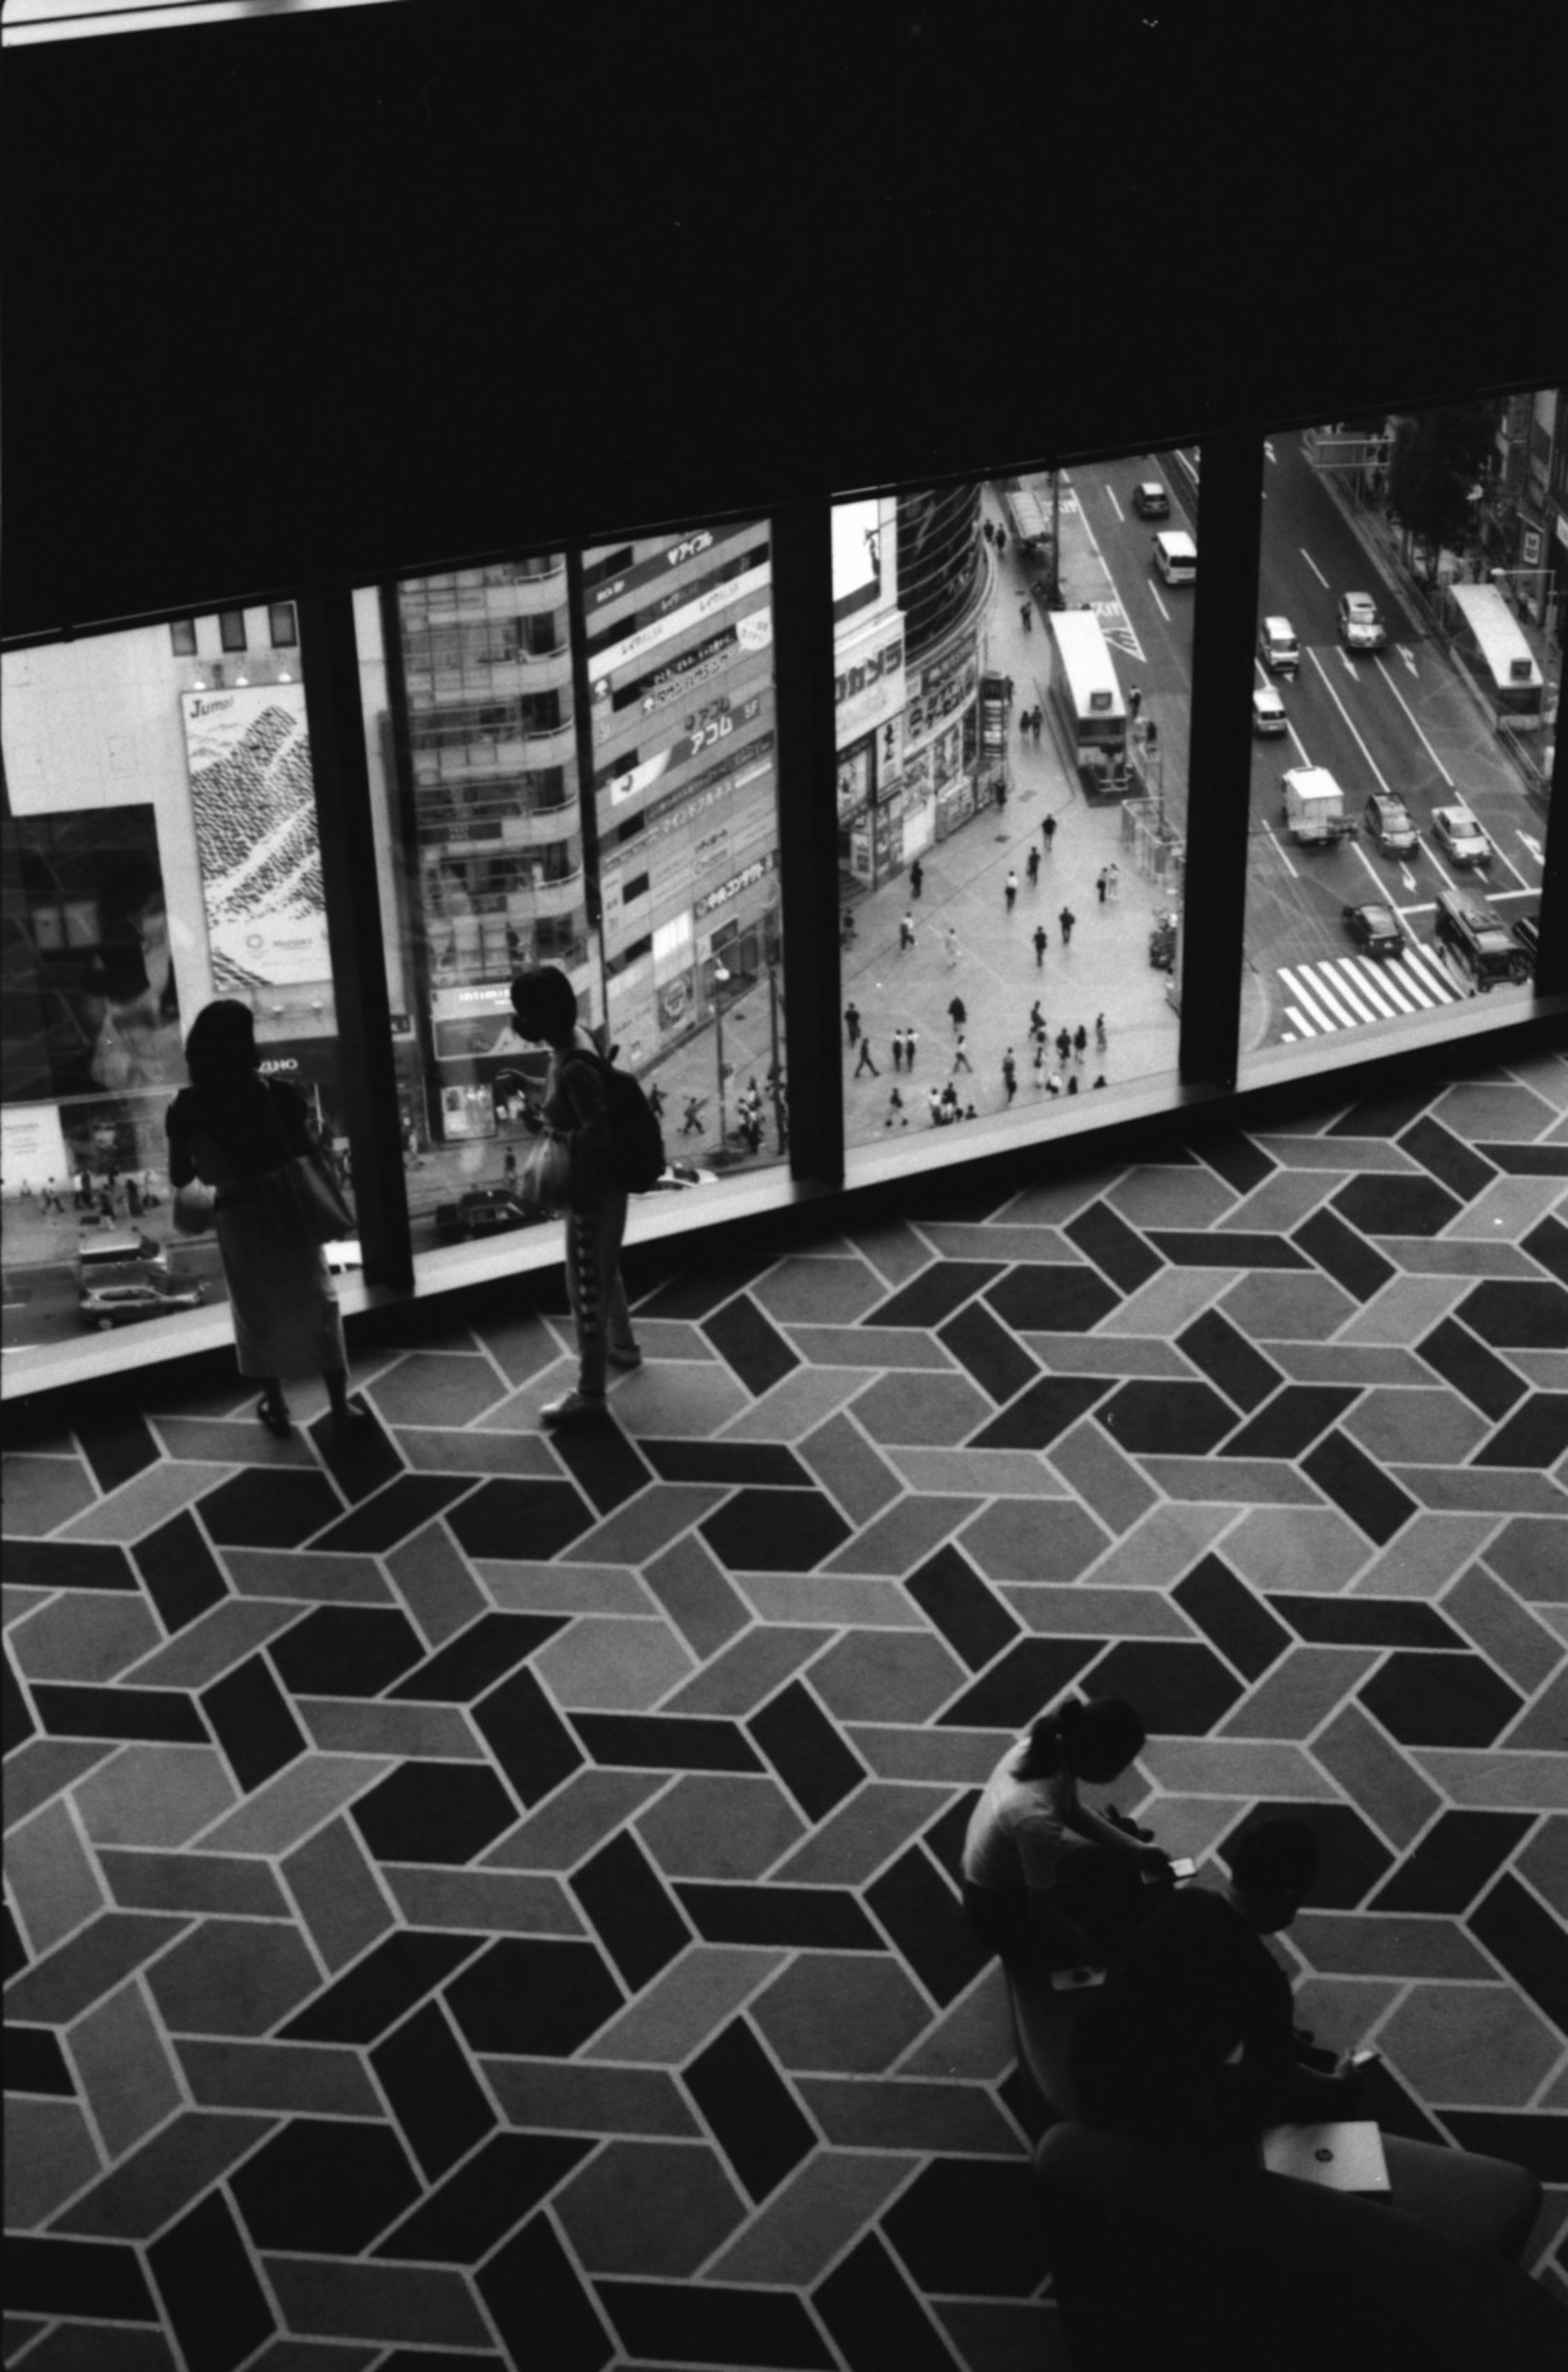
[1278,940,1462,1040]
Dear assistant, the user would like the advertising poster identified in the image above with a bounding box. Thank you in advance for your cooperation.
[182,684,330,989]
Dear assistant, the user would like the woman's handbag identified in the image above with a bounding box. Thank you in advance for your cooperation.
[515,1133,573,1215]
[258,1083,357,1246]
[172,1179,218,1236]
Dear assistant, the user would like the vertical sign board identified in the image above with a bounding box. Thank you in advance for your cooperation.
[181,684,330,991]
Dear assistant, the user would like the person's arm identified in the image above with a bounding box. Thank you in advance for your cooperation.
[556,1055,612,1208]
[165,1097,195,1190]
[1064,1795,1166,1867]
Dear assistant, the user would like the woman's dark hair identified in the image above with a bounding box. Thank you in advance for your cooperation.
[184,998,258,1092]
[1018,1694,1145,1786]
[1227,1817,1319,1905]
[509,965,578,1045]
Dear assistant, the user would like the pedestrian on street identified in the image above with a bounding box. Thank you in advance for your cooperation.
[1066,1073,1079,1096]
[941,1082,961,1120]
[854,1036,880,1078]
[1002,1048,1018,1104]
[887,1087,905,1125]
[1056,1026,1072,1066]
[891,1030,904,1074]
[503,1146,518,1191]
[900,912,916,951]
[1092,1075,1107,1090]
[1004,675,1015,704]
[1033,924,1048,968]
[1108,863,1120,902]
[648,1083,667,1121]
[1004,869,1018,912]
[1020,598,1033,630]
[1059,906,1076,946]
[681,1096,706,1137]
[952,1030,973,1075]
[1019,709,1031,738]
[41,1176,66,1214]
[844,1002,861,1048]
[1029,999,1045,1040]
[994,774,1008,809]
[945,927,961,969]
[1129,687,1143,722]
[1033,706,1044,743]
[1096,869,1108,905]
[1042,812,1057,851]
[1032,1042,1046,1088]
[996,526,1007,557]
[1095,1013,1108,1052]
[1074,1023,1088,1065]
[948,995,967,1032]
[927,1086,943,1126]
[910,856,924,899]
[905,1026,919,1072]
[1047,1069,1063,1097]
[1027,846,1041,887]
[983,519,994,545]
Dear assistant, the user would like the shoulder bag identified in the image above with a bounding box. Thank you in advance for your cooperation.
[257,1081,356,1246]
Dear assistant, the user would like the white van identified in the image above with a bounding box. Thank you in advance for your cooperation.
[1152,530,1197,586]
[78,1231,165,1275]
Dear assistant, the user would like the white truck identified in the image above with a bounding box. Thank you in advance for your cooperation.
[1001,479,1052,558]
[1281,766,1356,847]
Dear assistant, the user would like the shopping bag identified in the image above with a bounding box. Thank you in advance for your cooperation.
[516,1134,573,1214]
[172,1180,218,1236]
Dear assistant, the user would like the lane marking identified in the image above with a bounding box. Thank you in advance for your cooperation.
[1518,831,1544,867]
[1396,645,1418,676]
[1284,1007,1315,1039]
[1337,647,1359,680]
[1279,967,1343,1033]
[1372,655,1454,788]
[1106,487,1125,523]
[1304,645,1398,798]
[1301,548,1330,588]
[1264,440,1277,465]
[1145,577,1171,623]
[1348,834,1390,898]
[1265,823,1299,880]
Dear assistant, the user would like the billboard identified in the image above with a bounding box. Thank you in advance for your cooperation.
[182,684,330,990]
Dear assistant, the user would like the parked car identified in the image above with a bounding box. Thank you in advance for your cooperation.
[1430,804,1492,868]
[1337,591,1386,651]
[432,1188,544,1243]
[1131,480,1170,519]
[1252,685,1288,735]
[1342,901,1405,959]
[1363,791,1419,855]
[81,1280,205,1331]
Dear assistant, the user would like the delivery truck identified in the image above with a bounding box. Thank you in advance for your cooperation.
[1280,766,1356,848]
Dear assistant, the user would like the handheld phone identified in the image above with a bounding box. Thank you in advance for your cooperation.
[1349,2048,1380,2069]
[1049,1965,1106,1993]
[1142,1856,1198,1885]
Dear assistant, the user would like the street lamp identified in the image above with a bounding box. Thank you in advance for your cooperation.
[711,961,731,1157]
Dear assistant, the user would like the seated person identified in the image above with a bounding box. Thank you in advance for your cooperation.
[962,1694,1166,1972]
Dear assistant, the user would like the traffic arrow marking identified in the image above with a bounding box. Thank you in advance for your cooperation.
[1518,831,1544,866]
[1396,645,1417,675]
[1399,864,1417,894]
[1338,648,1359,679]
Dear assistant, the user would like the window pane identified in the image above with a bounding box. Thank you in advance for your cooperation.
[357,517,785,1263]
[169,618,197,656]
[2,623,357,1375]
[269,600,299,648]
[218,609,247,652]
[1239,390,1559,1072]
[833,460,1190,1148]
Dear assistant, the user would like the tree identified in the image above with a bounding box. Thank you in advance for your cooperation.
[1385,401,1497,575]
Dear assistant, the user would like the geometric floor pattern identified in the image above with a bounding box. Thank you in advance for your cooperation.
[6,1048,1567,2372]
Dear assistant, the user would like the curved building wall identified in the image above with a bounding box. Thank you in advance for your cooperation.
[895,484,985,657]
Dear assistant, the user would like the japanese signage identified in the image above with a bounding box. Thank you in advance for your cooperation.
[694,849,776,919]
[588,561,772,684]
[585,527,719,611]
[835,613,906,740]
[906,647,978,746]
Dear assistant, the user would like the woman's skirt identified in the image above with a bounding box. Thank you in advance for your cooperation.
[216,1203,346,1380]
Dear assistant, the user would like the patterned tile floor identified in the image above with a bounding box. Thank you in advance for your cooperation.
[5,1051,1568,2372]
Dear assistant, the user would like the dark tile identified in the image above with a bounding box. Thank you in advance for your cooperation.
[7,1655,36,1755]
[1359,1652,1525,1749]
[1473,1393,1568,1469]
[545,1419,655,1515]
[446,1477,597,1561]
[673,1883,887,1951]
[1521,1214,1568,1287]
[868,1262,1004,1329]
[970,1374,1111,1451]
[1351,2053,1457,2149]
[1081,1641,1246,1738]
[478,2214,615,2372]
[570,1711,766,1774]
[1437,2112,1568,2183]
[1268,1596,1464,1649]
[32,1684,208,1746]
[815,2233,960,2372]
[1468,1872,1568,2035]
[200,1653,307,1793]
[280,1931,484,2044]
[983,1266,1122,1333]
[371,1998,499,2181]
[700,1488,851,1574]
[1174,1556,1292,1681]
[308,1400,403,1503]
[74,1407,161,1496]
[197,1469,345,1549]
[938,1638,1102,1729]
[1476,1142,1568,1176]
[1195,1131,1278,1197]
[922,1792,980,1890]
[939,1302,1039,1403]
[1063,1202,1164,1294]
[1151,1231,1308,1269]
[1459,1279,1568,1350]
[1397,1115,1498,1204]
[376,2132,593,2263]
[1220,1384,1359,1460]
[5,1913,193,2027]
[6,2025,76,2096]
[642,1440,812,1486]
[1416,1318,1530,1421]
[267,1605,427,1699]
[865,1846,991,2007]
[1370,1811,1537,1914]
[1177,1310,1286,1413]
[881,2158,1050,2298]
[6,2238,158,2323]
[637,1253,775,1322]
[350,1762,522,1865]
[703,1295,800,1397]
[1301,1430,1417,1546]
[309,1475,476,1555]
[906,1545,1022,1672]
[1331,1173,1463,1238]
[1328,1087,1441,1137]
[145,2189,275,2372]
[1218,1802,1394,1911]
[684,2016,817,2203]
[2,1540,137,1593]
[230,2118,420,2253]
[472,1668,585,1807]
[748,1682,867,1822]
[388,1612,566,1702]
[1291,1208,1396,1304]
[570,1831,693,1992]
[1096,1379,1238,1456]
[134,1511,229,1633]
[445,1938,624,2055]
[596,2280,836,2370]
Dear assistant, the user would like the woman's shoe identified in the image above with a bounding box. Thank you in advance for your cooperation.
[257,1394,293,1440]
[540,1391,609,1429]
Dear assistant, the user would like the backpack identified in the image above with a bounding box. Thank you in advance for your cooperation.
[567,1048,666,1194]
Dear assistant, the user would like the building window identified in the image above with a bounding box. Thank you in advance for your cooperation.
[269,601,298,648]
[218,610,248,653]
[169,619,198,656]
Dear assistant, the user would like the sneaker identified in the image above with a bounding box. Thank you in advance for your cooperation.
[607,1345,644,1370]
[540,1391,610,1429]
